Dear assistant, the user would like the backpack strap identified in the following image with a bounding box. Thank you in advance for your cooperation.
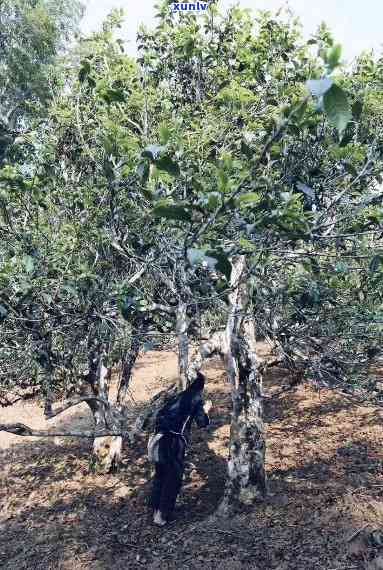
[168,414,190,446]
[168,431,188,446]
[181,414,191,435]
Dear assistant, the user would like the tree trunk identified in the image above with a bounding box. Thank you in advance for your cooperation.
[97,335,141,469]
[90,360,116,474]
[86,344,119,474]
[91,434,122,473]
[117,335,141,409]
[176,300,189,390]
[86,333,142,473]
[39,345,55,418]
[218,256,267,516]
[188,330,227,379]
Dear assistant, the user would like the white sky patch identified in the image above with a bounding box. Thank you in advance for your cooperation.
[81,0,382,63]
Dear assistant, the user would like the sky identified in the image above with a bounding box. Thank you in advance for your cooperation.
[80,0,383,64]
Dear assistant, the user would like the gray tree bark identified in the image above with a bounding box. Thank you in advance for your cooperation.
[83,340,119,473]
[176,300,189,390]
[117,335,141,409]
[102,335,142,470]
[87,347,117,474]
[188,330,227,379]
[218,256,267,516]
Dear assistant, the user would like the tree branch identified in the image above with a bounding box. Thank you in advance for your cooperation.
[0,423,126,438]
[44,396,111,420]
[148,303,176,314]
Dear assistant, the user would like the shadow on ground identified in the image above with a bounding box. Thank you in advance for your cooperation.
[0,353,382,569]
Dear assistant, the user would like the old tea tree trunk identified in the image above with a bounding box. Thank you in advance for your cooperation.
[87,346,116,474]
[218,256,267,516]
[86,330,144,473]
[112,336,142,466]
[85,340,122,474]
[176,299,190,390]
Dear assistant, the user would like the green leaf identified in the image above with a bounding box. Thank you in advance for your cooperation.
[187,248,210,267]
[283,100,309,123]
[206,192,220,209]
[352,100,363,121]
[102,88,126,104]
[42,293,53,304]
[369,255,383,273]
[156,156,180,176]
[339,125,355,147]
[205,250,231,280]
[238,192,261,203]
[326,43,342,71]
[323,84,352,138]
[61,284,78,298]
[280,191,292,203]
[0,304,8,321]
[192,179,204,193]
[120,296,137,320]
[309,258,321,275]
[344,162,358,177]
[137,299,149,312]
[335,262,349,274]
[187,248,231,280]
[240,140,252,159]
[306,78,333,97]
[188,249,218,272]
[136,161,150,184]
[217,168,228,193]
[159,124,171,144]
[153,204,191,222]
[23,255,34,274]
[296,182,315,200]
[78,60,91,83]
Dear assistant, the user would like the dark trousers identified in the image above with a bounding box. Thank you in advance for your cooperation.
[150,434,186,520]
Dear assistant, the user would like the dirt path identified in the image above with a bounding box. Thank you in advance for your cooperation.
[0,348,382,569]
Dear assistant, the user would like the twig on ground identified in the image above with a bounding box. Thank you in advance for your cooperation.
[346,523,369,542]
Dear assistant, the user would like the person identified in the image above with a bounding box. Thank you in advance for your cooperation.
[148,372,212,526]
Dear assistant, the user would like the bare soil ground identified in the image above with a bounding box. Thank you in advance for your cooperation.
[0,346,382,570]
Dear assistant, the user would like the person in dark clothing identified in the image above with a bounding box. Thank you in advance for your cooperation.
[148,372,212,526]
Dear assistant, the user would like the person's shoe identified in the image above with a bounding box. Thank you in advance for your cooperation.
[153,510,167,527]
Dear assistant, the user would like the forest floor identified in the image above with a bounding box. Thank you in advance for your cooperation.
[0,344,383,570]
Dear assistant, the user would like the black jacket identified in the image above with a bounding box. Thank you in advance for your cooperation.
[155,389,209,440]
